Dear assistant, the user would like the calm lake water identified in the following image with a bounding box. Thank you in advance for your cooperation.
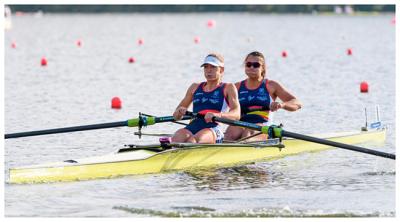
[4,13,396,217]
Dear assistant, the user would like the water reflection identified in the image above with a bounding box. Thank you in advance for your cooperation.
[182,164,283,191]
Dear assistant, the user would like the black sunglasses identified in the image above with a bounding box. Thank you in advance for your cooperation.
[246,62,261,68]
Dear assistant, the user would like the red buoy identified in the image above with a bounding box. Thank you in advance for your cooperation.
[41,57,48,66]
[194,36,200,44]
[347,48,353,55]
[137,38,144,45]
[281,50,288,58]
[11,42,17,48]
[111,97,122,109]
[207,19,216,28]
[128,57,136,63]
[76,40,82,47]
[360,81,369,93]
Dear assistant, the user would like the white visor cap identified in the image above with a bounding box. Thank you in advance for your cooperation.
[200,55,224,67]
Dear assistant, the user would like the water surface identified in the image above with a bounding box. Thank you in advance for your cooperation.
[4,13,396,217]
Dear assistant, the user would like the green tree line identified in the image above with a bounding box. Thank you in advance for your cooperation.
[8,5,395,13]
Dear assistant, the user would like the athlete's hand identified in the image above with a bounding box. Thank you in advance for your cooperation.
[173,107,187,120]
[204,112,221,123]
[270,102,284,112]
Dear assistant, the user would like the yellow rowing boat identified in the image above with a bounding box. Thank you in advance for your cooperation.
[8,128,386,184]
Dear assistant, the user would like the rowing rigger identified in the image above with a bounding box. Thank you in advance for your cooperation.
[187,112,395,160]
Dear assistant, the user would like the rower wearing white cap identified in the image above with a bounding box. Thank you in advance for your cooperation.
[172,53,240,143]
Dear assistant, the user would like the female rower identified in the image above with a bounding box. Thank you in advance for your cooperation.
[172,53,240,143]
[224,51,302,142]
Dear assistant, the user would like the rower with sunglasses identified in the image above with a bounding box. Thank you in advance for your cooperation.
[172,53,240,143]
[224,51,302,142]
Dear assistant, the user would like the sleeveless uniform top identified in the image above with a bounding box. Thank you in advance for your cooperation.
[184,82,229,142]
[238,79,273,123]
[193,82,229,115]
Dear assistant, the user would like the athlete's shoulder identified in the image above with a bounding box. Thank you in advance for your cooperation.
[189,82,202,89]
[224,82,237,89]
[234,80,244,89]
[267,79,281,84]
[266,79,282,88]
[187,82,202,94]
[223,83,239,95]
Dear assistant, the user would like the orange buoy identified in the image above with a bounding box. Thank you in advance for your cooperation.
[194,36,200,44]
[128,57,136,63]
[207,19,216,28]
[40,57,48,66]
[137,38,144,45]
[347,48,353,55]
[281,50,288,58]
[391,17,396,24]
[111,97,122,109]
[360,81,369,93]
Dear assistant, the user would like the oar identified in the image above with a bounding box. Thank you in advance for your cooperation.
[5,114,193,139]
[141,113,188,126]
[187,112,395,160]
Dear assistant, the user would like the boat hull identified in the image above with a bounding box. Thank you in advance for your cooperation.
[9,129,386,184]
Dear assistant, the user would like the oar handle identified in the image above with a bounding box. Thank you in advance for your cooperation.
[186,111,267,133]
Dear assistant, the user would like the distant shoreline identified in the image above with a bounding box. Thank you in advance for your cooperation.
[7,5,395,14]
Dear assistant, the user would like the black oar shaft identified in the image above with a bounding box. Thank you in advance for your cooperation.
[5,121,128,139]
[213,116,263,131]
[282,130,395,160]
[5,115,193,139]
[155,116,189,123]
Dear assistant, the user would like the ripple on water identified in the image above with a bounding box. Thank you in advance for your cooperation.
[112,205,395,217]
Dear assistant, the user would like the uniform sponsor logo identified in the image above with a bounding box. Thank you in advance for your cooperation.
[209,99,219,104]
[211,91,220,98]
[257,96,268,101]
